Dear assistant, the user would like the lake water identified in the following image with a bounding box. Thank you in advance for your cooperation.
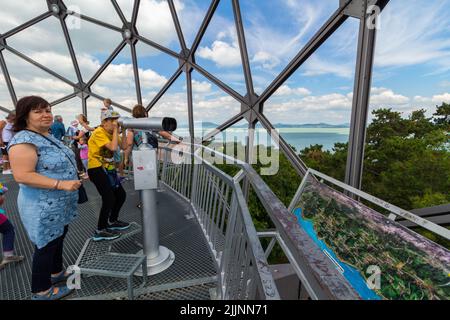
[293,207,382,300]
[176,127,350,152]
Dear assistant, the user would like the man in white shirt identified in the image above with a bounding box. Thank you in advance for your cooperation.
[0,112,16,174]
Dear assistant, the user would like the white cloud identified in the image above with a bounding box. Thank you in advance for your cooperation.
[370,88,410,105]
[414,96,431,103]
[197,40,242,68]
[274,85,311,96]
[302,56,354,79]
[439,80,450,88]
[252,51,281,70]
[0,1,175,114]
[191,80,212,93]
[432,93,450,104]
[263,87,432,124]
[375,0,450,72]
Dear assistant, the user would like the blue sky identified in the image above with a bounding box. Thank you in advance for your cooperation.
[0,0,449,128]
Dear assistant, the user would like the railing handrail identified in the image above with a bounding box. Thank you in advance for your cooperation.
[160,141,450,300]
[158,143,280,299]
[294,168,450,240]
[159,142,359,299]
[167,141,449,239]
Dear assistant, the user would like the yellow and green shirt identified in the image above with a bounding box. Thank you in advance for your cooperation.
[88,127,120,170]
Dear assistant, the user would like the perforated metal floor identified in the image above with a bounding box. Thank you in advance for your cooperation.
[0,174,218,300]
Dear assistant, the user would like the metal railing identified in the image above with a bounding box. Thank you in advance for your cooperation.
[158,141,450,301]
[158,143,279,300]
[289,168,450,240]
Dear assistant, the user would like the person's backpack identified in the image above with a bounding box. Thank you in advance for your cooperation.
[134,131,158,149]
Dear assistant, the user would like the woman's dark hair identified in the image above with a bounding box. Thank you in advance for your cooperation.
[14,96,50,132]
[77,113,89,125]
[132,104,147,119]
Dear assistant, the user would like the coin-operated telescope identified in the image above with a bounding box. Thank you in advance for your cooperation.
[118,117,177,132]
[119,117,177,275]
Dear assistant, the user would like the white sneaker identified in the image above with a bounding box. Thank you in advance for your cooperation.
[2,169,12,174]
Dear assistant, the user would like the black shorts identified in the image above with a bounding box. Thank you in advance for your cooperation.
[1,142,9,156]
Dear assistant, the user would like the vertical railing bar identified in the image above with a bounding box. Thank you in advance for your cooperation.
[230,213,244,299]
[180,162,186,195]
[220,192,238,298]
[201,170,211,220]
[202,171,213,229]
[167,161,172,186]
[179,162,185,194]
[184,162,190,197]
[161,149,169,182]
[249,266,258,299]
[219,184,230,233]
[187,162,192,199]
[241,250,252,299]
[193,164,202,207]
[175,162,180,191]
[226,209,239,299]
[224,215,239,299]
[198,165,208,223]
[236,216,247,298]
[211,180,225,252]
[210,175,221,244]
[204,172,214,242]
[205,174,218,241]
[181,162,187,197]
[190,162,199,205]
[171,161,176,189]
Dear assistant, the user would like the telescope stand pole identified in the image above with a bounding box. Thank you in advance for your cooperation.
[141,189,159,258]
[136,132,175,276]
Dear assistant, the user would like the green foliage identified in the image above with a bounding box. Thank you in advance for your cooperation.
[433,102,450,128]
[209,103,450,264]
[301,105,450,211]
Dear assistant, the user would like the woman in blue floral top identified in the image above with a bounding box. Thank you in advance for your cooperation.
[8,96,81,300]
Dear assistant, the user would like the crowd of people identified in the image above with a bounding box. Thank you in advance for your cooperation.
[0,96,179,300]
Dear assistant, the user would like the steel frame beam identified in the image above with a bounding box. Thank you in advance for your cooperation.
[59,16,83,85]
[256,112,308,176]
[232,0,255,101]
[0,0,390,187]
[255,3,351,106]
[0,51,17,106]
[3,44,77,88]
[111,0,128,25]
[146,65,184,111]
[50,92,78,107]
[65,10,123,33]
[202,111,246,142]
[132,0,141,26]
[167,0,188,53]
[191,61,246,105]
[0,0,399,301]
[345,0,387,189]
[86,40,127,87]
[2,11,53,39]
[0,105,12,114]
[135,34,181,60]
[130,43,142,105]
[189,0,220,57]
[185,65,195,151]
